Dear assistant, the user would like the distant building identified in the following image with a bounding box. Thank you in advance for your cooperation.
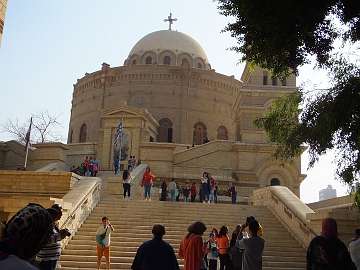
[319,185,337,201]
[0,0,7,46]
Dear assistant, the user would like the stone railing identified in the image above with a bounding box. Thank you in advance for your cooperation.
[173,140,233,165]
[129,164,148,199]
[58,176,102,247]
[251,186,317,248]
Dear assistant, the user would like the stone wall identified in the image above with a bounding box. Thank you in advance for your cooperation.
[0,140,27,170]
[307,195,353,210]
[0,170,78,221]
[69,64,240,145]
[30,143,69,170]
[65,142,97,167]
[140,140,303,197]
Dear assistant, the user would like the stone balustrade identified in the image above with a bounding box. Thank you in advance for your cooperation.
[129,164,148,199]
[0,170,77,195]
[57,177,102,247]
[251,186,316,248]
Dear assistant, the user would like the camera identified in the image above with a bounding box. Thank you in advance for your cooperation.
[61,228,71,237]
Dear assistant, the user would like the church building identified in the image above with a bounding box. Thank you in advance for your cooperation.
[66,17,304,197]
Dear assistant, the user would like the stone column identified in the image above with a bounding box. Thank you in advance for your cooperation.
[101,128,112,170]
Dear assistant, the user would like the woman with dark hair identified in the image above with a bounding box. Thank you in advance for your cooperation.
[141,166,155,201]
[179,221,207,270]
[0,203,53,269]
[217,226,231,270]
[229,224,243,270]
[307,218,356,270]
[160,180,167,201]
[237,220,264,270]
[122,170,131,200]
[200,172,210,203]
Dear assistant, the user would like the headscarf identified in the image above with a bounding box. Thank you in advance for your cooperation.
[1,203,53,259]
[321,218,338,239]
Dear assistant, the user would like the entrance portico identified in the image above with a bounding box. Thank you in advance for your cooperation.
[97,106,159,170]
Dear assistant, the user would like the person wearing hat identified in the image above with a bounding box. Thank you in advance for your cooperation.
[131,224,179,270]
[0,203,53,270]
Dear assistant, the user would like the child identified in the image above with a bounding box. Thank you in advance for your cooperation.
[207,232,219,270]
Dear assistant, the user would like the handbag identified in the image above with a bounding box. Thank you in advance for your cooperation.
[96,227,107,246]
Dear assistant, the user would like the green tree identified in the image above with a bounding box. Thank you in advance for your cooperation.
[217,0,360,205]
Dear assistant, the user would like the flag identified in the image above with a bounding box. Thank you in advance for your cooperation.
[113,122,123,146]
[24,117,32,151]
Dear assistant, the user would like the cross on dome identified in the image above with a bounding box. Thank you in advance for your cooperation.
[164,12,177,31]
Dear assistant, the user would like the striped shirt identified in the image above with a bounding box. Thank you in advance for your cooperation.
[37,227,62,261]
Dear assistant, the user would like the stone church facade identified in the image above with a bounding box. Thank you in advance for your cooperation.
[66,29,304,197]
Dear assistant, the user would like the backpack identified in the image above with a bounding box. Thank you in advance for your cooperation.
[209,241,219,258]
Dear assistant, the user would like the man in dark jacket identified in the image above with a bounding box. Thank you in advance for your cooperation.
[131,224,179,270]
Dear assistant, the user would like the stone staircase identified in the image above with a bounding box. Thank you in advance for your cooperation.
[60,175,306,270]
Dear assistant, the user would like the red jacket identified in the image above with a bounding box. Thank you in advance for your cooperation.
[190,184,197,196]
[179,234,206,270]
[142,171,154,186]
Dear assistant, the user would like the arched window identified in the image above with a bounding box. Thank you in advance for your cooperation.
[132,59,137,65]
[79,124,87,143]
[68,129,73,143]
[193,122,207,145]
[197,63,202,69]
[217,126,228,140]
[270,178,281,186]
[281,78,287,86]
[272,77,278,86]
[163,56,171,65]
[263,71,268,85]
[145,56,152,64]
[158,118,173,143]
[181,58,190,69]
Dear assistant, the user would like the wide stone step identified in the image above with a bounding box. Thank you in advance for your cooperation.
[62,248,306,259]
[61,182,306,270]
[60,260,305,269]
[60,253,305,264]
[74,230,296,241]
[72,234,297,244]
[64,243,305,253]
[87,211,277,220]
[67,239,303,249]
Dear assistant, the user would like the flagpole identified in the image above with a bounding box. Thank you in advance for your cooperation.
[24,143,29,170]
[118,120,123,171]
[24,117,33,170]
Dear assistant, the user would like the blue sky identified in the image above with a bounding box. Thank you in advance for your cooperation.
[0,0,348,202]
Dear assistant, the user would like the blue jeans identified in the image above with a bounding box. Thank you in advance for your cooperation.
[144,184,151,198]
[209,190,215,202]
[231,193,237,204]
[170,190,176,201]
[202,183,209,201]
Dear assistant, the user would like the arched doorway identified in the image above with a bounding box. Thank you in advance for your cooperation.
[79,124,87,143]
[270,178,281,186]
[158,118,173,143]
[145,56,152,64]
[181,58,190,69]
[193,122,207,145]
[68,129,73,143]
[217,126,228,140]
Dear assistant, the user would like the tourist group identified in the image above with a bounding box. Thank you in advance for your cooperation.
[0,203,359,270]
